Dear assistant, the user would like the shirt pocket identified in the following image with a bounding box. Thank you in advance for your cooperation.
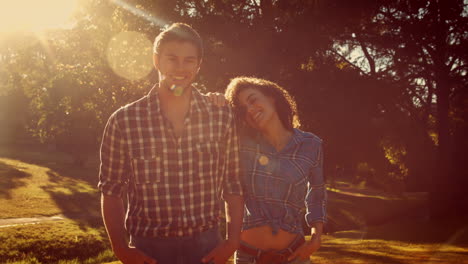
[194,141,221,179]
[131,153,164,183]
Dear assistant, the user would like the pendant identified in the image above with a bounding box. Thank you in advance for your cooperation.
[170,85,184,96]
[258,155,269,166]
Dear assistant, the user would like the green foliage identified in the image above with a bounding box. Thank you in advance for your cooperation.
[0,0,466,200]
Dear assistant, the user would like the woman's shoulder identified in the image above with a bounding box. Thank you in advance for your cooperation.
[293,129,323,161]
[293,128,323,146]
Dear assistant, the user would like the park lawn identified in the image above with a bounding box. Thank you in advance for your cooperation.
[3,222,467,264]
[326,181,428,232]
[312,215,468,264]
[1,144,467,263]
[313,234,468,264]
[0,144,100,219]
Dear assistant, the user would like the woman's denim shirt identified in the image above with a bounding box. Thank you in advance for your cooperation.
[240,128,327,235]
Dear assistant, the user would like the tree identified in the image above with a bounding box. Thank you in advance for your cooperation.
[329,0,467,216]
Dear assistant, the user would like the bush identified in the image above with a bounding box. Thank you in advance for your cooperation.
[0,220,112,264]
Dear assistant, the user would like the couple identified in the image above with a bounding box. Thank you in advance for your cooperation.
[98,23,327,264]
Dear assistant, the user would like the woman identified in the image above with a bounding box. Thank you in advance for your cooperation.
[210,76,327,264]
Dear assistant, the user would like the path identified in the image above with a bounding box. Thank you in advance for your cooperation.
[0,214,65,228]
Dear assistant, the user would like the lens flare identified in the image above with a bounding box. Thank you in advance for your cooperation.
[106,31,153,80]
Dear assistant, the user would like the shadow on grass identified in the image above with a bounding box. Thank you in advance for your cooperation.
[42,169,102,230]
[327,189,468,246]
[1,143,104,231]
[326,190,427,233]
[364,217,468,246]
[0,161,32,199]
[0,143,98,185]
[319,236,468,264]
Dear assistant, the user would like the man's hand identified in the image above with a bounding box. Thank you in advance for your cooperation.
[287,234,321,261]
[206,92,227,107]
[201,239,239,264]
[114,245,158,264]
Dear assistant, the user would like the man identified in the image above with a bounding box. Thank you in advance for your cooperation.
[98,23,244,264]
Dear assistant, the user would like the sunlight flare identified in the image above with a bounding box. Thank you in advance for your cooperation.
[0,0,78,33]
[107,31,154,80]
[111,0,166,27]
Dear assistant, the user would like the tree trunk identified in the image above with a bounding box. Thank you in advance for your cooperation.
[428,0,455,219]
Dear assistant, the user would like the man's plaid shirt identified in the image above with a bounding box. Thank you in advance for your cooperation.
[98,86,243,237]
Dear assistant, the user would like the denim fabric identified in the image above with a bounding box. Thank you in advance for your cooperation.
[235,248,312,264]
[131,227,222,264]
[240,128,327,235]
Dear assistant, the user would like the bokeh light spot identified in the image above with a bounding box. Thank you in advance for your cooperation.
[106,31,153,81]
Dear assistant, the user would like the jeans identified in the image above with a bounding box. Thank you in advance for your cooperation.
[234,243,312,264]
[131,227,222,264]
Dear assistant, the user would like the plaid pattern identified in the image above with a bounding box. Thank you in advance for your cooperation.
[240,128,327,235]
[98,86,242,237]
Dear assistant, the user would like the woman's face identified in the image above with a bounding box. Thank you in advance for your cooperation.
[237,87,277,131]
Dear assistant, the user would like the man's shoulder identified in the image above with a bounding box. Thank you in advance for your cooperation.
[110,94,150,121]
[196,91,234,117]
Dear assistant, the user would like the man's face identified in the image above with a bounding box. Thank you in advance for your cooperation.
[153,40,200,91]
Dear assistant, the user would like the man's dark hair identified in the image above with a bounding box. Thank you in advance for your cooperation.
[153,23,203,62]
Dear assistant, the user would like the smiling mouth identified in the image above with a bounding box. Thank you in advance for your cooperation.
[253,112,262,122]
[173,76,186,81]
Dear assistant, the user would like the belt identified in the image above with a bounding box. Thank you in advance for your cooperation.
[239,236,305,264]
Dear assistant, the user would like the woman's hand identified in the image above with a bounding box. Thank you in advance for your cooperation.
[206,92,227,107]
[287,234,321,261]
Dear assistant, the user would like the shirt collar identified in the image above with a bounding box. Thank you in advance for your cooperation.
[255,128,302,152]
[147,84,207,115]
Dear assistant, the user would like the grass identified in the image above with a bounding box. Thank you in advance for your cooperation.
[1,144,467,263]
[0,220,115,264]
[0,144,100,220]
[312,216,468,264]
[0,143,112,263]
[326,180,428,232]
[314,234,468,264]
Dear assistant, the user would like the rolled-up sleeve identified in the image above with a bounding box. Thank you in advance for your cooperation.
[222,109,243,197]
[305,142,327,226]
[98,112,130,197]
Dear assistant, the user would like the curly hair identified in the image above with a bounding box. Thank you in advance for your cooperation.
[225,76,301,131]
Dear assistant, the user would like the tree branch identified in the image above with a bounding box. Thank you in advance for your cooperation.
[329,49,370,76]
[355,34,376,76]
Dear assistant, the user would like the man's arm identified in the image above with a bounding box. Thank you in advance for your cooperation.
[101,194,157,264]
[202,106,244,264]
[224,193,244,245]
[101,194,127,253]
[202,193,244,264]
